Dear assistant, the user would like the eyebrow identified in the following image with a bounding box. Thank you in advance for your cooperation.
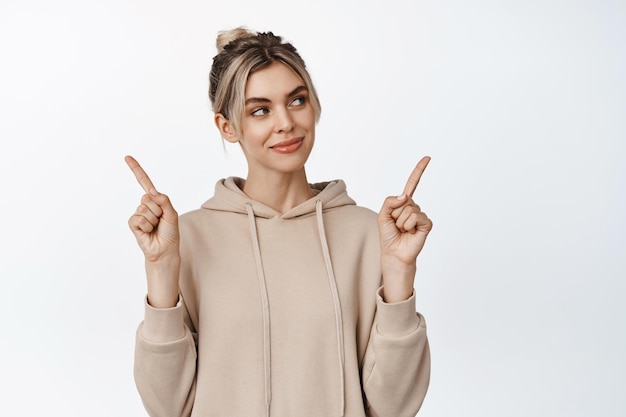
[245,85,308,105]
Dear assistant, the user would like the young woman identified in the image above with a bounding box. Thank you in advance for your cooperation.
[126,28,432,417]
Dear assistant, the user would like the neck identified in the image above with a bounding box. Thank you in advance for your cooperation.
[243,168,314,214]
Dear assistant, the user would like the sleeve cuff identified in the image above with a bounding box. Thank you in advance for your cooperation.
[141,295,186,343]
[375,286,422,337]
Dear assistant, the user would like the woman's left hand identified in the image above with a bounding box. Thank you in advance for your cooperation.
[377,156,433,301]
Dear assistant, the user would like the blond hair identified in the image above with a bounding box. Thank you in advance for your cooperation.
[209,27,321,136]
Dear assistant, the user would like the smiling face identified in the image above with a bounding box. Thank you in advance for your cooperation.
[217,62,316,178]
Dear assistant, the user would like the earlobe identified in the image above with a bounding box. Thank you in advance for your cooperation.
[214,113,239,143]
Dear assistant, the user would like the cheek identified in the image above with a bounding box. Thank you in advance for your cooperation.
[241,121,272,145]
[296,108,316,129]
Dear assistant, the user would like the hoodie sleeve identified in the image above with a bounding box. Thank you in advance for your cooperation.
[134,296,198,417]
[362,287,430,417]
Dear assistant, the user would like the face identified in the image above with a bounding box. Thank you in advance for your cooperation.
[221,62,316,178]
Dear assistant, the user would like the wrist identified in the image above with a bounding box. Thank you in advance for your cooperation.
[145,253,181,272]
[145,257,180,309]
[381,255,416,303]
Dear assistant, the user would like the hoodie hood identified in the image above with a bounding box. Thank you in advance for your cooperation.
[201,177,356,218]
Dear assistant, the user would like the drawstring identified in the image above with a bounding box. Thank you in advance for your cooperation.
[245,203,272,417]
[316,200,346,417]
[245,200,345,417]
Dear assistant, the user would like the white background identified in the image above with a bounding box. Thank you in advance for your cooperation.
[1,0,624,416]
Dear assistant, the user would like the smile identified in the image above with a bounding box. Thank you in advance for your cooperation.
[270,137,304,154]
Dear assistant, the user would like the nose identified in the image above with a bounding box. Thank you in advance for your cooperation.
[274,107,294,133]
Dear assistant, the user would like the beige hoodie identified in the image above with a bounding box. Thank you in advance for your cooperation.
[134,177,430,417]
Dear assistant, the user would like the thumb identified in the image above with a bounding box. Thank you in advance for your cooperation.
[379,194,408,218]
[151,192,179,223]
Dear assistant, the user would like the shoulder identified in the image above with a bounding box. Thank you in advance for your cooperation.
[178,206,236,239]
[179,207,209,227]
[328,204,377,224]
[323,204,379,243]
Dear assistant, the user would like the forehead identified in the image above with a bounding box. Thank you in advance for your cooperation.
[245,62,305,99]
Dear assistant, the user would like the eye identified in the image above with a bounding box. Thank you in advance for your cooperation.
[251,107,269,117]
[289,96,306,107]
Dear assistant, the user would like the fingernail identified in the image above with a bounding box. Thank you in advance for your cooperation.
[150,187,158,196]
[397,194,406,200]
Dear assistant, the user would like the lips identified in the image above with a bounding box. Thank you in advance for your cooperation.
[270,137,304,154]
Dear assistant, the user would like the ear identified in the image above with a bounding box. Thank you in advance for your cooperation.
[214,113,239,143]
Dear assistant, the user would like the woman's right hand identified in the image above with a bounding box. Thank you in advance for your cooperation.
[126,155,181,308]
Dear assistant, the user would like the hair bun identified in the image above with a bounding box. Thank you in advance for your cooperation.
[216,27,256,52]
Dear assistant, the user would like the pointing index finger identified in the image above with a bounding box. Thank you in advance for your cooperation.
[125,155,157,195]
[402,156,431,197]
